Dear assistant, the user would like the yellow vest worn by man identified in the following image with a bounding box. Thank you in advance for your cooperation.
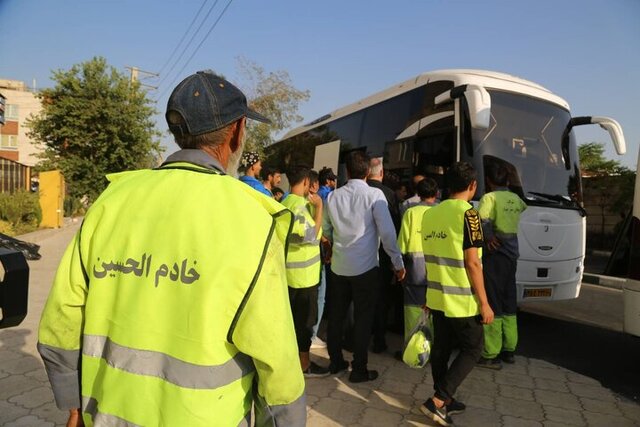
[421,199,481,318]
[38,152,306,427]
[281,193,321,288]
[478,189,527,259]
[398,203,435,339]
[398,203,436,286]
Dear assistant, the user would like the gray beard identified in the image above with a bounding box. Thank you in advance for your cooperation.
[225,133,246,177]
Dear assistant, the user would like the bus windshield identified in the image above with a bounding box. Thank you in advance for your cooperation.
[470,90,582,208]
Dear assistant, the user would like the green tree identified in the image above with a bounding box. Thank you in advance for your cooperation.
[579,142,635,248]
[578,142,634,213]
[27,57,163,205]
[236,57,310,154]
[578,142,627,176]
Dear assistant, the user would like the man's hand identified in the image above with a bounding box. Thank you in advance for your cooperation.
[67,409,84,427]
[480,303,494,324]
[395,268,406,282]
[321,239,332,264]
[308,193,323,209]
[486,236,501,252]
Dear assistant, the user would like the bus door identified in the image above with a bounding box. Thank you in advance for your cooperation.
[313,140,341,174]
[413,126,457,195]
[383,137,414,182]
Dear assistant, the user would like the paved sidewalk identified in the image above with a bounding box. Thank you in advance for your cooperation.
[1,221,82,427]
[1,222,639,426]
[305,344,640,426]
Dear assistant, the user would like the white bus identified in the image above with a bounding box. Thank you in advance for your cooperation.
[268,70,626,301]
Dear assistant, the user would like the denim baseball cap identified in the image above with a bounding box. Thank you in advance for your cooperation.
[166,70,270,136]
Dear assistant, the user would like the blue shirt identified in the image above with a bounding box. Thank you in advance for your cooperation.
[317,185,333,201]
[239,175,272,197]
[323,179,404,276]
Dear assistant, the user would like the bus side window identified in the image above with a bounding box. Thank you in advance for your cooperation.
[414,129,456,172]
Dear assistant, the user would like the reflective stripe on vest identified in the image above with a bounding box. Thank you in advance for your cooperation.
[424,255,465,268]
[83,397,140,427]
[286,253,321,270]
[281,194,321,288]
[422,199,480,318]
[426,279,475,295]
[83,334,255,389]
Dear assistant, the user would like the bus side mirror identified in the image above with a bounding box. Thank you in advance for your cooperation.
[435,84,491,130]
[591,116,626,155]
[0,249,29,329]
[465,86,491,130]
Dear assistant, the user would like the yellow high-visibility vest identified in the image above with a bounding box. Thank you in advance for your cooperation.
[478,190,527,235]
[421,199,481,318]
[38,162,304,426]
[398,203,434,286]
[281,193,321,288]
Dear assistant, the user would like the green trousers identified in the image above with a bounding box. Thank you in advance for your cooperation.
[482,314,517,359]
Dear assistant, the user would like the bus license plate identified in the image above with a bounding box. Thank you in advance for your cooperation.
[523,288,553,298]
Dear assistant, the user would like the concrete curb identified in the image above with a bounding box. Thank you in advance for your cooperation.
[582,273,626,290]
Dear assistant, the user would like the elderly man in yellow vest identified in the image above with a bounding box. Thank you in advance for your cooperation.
[476,162,527,370]
[420,162,494,426]
[37,71,306,427]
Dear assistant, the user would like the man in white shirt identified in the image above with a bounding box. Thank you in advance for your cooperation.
[323,151,406,383]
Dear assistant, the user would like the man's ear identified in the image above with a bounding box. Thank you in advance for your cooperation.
[230,117,246,153]
[469,180,478,193]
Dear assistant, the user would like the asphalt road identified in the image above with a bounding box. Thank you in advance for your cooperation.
[519,304,640,403]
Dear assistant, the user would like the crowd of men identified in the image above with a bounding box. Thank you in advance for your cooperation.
[37,71,526,427]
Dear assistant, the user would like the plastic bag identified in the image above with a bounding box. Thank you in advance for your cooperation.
[402,309,433,369]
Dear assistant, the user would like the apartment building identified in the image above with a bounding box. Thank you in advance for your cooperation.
[0,79,42,167]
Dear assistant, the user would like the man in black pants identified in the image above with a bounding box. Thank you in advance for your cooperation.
[420,162,494,426]
[367,156,401,353]
[323,151,405,383]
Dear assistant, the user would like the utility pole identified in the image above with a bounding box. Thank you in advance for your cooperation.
[125,66,159,90]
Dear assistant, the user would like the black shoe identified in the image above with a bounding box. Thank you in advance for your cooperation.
[303,362,330,378]
[348,369,379,383]
[329,360,349,374]
[372,342,388,354]
[446,398,466,415]
[393,350,403,361]
[500,351,515,364]
[477,356,503,370]
[420,398,453,426]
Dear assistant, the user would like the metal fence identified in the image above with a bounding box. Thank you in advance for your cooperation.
[0,157,30,193]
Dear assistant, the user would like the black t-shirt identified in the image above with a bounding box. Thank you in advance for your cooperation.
[463,208,484,250]
[367,179,400,232]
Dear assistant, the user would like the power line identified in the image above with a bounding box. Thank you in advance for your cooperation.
[156,0,210,77]
[155,0,222,90]
[156,0,235,102]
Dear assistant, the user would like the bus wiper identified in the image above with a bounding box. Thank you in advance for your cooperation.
[527,192,565,202]
[526,192,586,217]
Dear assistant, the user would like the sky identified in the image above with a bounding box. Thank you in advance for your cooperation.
[1,0,639,167]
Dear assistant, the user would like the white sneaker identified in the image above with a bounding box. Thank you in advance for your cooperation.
[311,336,327,349]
